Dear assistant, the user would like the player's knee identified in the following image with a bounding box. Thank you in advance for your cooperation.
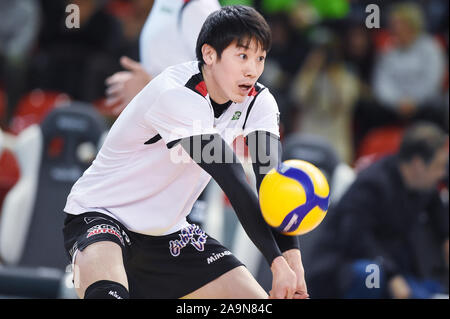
[73,241,128,297]
[84,280,129,299]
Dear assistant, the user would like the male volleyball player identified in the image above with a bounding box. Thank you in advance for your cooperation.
[63,6,308,299]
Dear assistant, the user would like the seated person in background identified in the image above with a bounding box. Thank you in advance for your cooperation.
[372,2,447,129]
[333,121,448,298]
[290,32,359,165]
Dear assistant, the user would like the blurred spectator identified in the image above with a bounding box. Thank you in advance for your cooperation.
[29,0,124,102]
[259,13,310,135]
[290,30,359,164]
[261,13,309,90]
[341,20,379,151]
[371,2,447,130]
[342,22,376,94]
[317,122,449,298]
[0,0,41,127]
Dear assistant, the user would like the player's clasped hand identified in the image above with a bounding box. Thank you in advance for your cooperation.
[269,256,298,299]
[283,249,309,299]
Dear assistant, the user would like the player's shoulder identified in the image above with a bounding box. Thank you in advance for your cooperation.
[246,82,277,107]
[156,61,208,100]
[159,61,200,85]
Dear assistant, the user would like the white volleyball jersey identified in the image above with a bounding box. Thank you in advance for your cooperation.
[140,0,221,77]
[64,61,280,235]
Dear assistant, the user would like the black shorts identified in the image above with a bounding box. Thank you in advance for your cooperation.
[62,212,244,299]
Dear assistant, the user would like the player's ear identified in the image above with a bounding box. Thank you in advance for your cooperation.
[201,44,217,66]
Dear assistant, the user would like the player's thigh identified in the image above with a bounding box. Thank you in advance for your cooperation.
[182,265,268,299]
[73,241,128,298]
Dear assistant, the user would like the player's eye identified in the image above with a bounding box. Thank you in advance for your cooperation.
[258,56,266,62]
[239,54,247,60]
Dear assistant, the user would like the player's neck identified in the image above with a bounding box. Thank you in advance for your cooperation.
[201,65,229,104]
[210,98,232,118]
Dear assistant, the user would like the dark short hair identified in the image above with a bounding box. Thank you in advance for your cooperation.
[195,5,272,66]
[398,122,448,164]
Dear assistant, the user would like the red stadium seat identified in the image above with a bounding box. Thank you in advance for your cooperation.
[106,0,134,19]
[93,97,120,117]
[372,29,394,53]
[354,125,405,171]
[8,89,70,135]
[356,125,404,159]
[0,148,20,211]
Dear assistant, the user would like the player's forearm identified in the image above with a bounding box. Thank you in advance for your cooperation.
[214,162,283,264]
[247,131,300,252]
[179,134,282,264]
[271,230,299,252]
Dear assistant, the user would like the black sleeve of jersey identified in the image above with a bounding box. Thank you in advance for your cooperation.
[175,134,283,265]
[246,131,300,253]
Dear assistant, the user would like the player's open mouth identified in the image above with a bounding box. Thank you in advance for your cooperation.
[238,84,252,94]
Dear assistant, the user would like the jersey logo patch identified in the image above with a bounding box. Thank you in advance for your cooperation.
[86,224,125,246]
[169,224,208,257]
[232,111,242,120]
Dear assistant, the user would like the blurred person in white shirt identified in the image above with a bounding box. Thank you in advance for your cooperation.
[105,0,221,115]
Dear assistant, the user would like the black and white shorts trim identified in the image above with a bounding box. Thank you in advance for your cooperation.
[63,212,244,298]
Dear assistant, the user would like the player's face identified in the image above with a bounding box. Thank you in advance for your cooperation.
[206,38,266,104]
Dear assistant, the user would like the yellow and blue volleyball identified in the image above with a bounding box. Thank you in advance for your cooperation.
[259,159,330,235]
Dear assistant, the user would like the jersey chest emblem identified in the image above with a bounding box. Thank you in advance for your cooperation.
[231,111,242,120]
